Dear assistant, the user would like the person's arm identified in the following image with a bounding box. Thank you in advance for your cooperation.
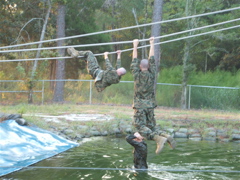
[148,37,156,75]
[104,52,113,70]
[130,39,140,78]
[126,134,140,147]
[115,50,121,69]
[126,132,144,148]
[133,39,139,59]
[149,37,154,58]
[134,132,144,141]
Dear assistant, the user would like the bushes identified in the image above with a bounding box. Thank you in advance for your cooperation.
[158,67,240,110]
[189,87,240,110]
[0,68,239,110]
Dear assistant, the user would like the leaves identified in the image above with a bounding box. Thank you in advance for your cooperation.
[0,0,239,82]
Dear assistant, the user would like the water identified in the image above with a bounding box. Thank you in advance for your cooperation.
[1,137,240,180]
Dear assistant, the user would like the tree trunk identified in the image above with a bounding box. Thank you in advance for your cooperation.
[28,0,51,104]
[180,0,196,109]
[50,60,56,90]
[151,0,164,92]
[53,3,66,102]
[181,40,191,109]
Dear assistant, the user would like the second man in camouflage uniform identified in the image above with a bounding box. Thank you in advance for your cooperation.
[130,37,176,154]
[67,47,126,92]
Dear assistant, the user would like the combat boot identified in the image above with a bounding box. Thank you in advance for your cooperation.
[78,50,90,57]
[153,135,167,154]
[161,133,176,149]
[67,47,79,58]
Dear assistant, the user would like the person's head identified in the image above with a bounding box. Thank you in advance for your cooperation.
[140,59,149,71]
[116,67,126,76]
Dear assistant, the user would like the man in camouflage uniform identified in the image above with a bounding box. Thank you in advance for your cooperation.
[126,132,148,170]
[67,47,126,92]
[130,37,176,154]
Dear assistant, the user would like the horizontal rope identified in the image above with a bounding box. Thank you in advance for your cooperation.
[1,24,239,63]
[0,166,239,173]
[0,79,239,89]
[0,6,239,50]
[0,91,42,93]
[0,56,72,62]
[1,17,239,53]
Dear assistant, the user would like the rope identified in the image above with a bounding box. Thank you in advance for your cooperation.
[1,166,240,173]
[1,24,239,63]
[1,24,239,62]
[0,6,239,50]
[1,17,239,53]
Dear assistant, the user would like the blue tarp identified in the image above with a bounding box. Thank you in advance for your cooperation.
[0,120,78,177]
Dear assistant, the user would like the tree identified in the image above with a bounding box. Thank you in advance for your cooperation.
[132,0,150,59]
[64,0,111,78]
[151,0,164,92]
[180,0,197,109]
[28,0,52,104]
[53,2,66,102]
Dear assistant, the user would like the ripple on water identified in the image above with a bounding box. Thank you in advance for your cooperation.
[2,137,240,180]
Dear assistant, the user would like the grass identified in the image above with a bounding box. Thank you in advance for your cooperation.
[1,103,240,134]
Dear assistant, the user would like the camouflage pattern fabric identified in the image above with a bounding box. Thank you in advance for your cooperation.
[115,58,121,69]
[126,134,148,169]
[84,51,121,92]
[130,56,157,109]
[133,108,162,140]
[131,56,159,140]
[84,51,101,77]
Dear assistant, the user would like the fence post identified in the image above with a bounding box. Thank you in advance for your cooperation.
[41,81,45,105]
[188,85,191,109]
[89,80,92,104]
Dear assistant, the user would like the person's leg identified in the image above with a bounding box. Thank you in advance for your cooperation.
[67,47,100,78]
[145,109,167,154]
[147,109,176,149]
[146,108,156,130]
[133,108,167,154]
[159,133,176,149]
[67,47,89,58]
[84,51,101,78]
[133,109,152,138]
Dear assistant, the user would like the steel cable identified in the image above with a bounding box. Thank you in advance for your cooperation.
[0,6,239,50]
[1,24,239,63]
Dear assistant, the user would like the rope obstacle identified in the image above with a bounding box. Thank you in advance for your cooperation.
[0,6,239,63]
[0,6,239,175]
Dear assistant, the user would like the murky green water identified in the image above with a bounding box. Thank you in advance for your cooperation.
[1,137,240,180]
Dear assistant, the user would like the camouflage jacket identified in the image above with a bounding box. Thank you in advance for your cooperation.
[126,134,148,169]
[130,56,157,108]
[95,58,121,92]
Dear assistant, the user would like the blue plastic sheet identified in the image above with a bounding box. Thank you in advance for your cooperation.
[0,120,78,177]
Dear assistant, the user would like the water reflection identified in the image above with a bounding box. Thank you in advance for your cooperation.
[1,137,239,180]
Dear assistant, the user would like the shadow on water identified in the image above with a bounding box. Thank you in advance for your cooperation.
[1,137,240,180]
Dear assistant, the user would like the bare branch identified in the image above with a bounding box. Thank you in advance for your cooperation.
[11,18,44,45]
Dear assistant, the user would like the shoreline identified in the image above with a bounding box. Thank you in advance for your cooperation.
[1,112,240,143]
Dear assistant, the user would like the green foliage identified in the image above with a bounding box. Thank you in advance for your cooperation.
[16,64,26,77]
[0,71,5,79]
[158,65,183,84]
[1,0,240,110]
[52,0,68,5]
[17,106,27,115]
[156,67,240,109]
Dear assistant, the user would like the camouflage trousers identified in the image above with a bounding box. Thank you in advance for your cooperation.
[80,51,101,78]
[133,108,163,140]
[80,51,105,92]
